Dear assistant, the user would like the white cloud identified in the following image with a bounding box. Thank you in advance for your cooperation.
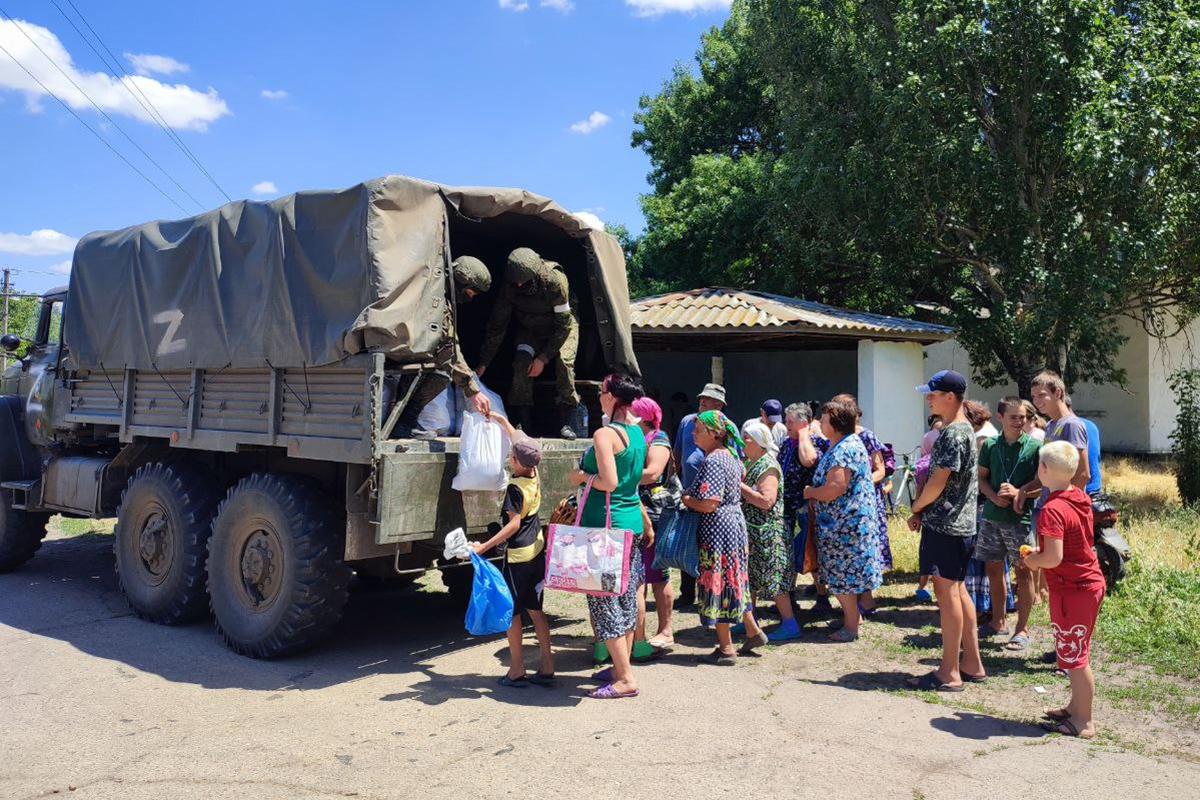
[251,181,278,196]
[541,0,575,11]
[625,0,732,16]
[260,88,289,100]
[0,229,77,255]
[573,211,604,229]
[48,259,73,275]
[124,52,190,77]
[499,0,530,10]
[569,110,611,134]
[0,18,229,131]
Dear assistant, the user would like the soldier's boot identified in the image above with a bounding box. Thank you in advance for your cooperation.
[558,406,577,440]
[509,405,532,433]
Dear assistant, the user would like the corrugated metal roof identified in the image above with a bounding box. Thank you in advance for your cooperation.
[631,287,955,341]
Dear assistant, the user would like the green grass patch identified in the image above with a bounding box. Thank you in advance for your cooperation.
[1096,562,1200,679]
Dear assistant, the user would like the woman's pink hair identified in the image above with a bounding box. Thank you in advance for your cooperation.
[630,396,663,443]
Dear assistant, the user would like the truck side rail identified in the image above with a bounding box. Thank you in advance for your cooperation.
[62,354,383,464]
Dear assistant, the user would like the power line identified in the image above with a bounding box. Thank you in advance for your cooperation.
[0,38,189,213]
[0,6,202,210]
[54,0,232,203]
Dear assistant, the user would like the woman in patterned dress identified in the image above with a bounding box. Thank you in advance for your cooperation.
[740,420,801,641]
[681,410,768,665]
[803,397,882,642]
[829,393,891,616]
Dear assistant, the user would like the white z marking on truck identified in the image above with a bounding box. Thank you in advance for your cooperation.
[153,309,187,356]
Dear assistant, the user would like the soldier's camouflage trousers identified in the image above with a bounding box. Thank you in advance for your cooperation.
[510,322,579,408]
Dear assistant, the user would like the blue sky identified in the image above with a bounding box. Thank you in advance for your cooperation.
[0,0,731,296]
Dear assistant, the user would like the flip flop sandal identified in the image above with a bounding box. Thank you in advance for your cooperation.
[961,672,988,683]
[647,635,675,650]
[1042,707,1071,721]
[827,627,858,643]
[1039,718,1093,739]
[857,603,879,618]
[907,672,965,692]
[589,667,614,683]
[528,673,558,688]
[1005,633,1031,651]
[497,675,529,688]
[588,684,640,699]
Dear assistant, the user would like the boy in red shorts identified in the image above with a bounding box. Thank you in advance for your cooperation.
[1021,440,1105,738]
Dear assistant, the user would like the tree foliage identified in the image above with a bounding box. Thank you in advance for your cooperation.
[631,0,1200,394]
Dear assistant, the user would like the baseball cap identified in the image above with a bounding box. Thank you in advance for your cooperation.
[762,399,783,423]
[917,370,968,395]
[511,435,543,469]
[698,383,726,404]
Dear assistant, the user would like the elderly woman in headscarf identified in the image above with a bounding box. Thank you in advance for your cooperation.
[741,420,800,641]
[680,410,768,665]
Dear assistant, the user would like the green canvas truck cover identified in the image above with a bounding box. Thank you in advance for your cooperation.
[64,175,638,374]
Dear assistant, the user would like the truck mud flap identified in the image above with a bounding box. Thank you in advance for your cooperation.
[0,395,40,481]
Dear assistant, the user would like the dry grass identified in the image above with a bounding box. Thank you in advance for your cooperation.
[1105,456,1182,511]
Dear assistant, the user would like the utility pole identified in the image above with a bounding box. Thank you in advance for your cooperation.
[1,267,10,370]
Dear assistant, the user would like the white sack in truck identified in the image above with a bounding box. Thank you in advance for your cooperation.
[453,377,506,435]
[452,412,510,492]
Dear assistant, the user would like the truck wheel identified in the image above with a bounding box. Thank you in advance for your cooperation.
[113,462,221,623]
[0,492,50,573]
[207,473,350,658]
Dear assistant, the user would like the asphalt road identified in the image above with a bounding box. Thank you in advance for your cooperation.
[2,532,1197,800]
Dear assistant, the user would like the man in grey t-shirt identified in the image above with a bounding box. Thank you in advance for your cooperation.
[906,370,985,692]
[1016,370,1090,517]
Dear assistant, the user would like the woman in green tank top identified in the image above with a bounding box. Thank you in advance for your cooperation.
[569,373,647,699]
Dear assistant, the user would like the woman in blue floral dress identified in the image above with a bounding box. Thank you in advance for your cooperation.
[681,410,768,665]
[803,397,882,642]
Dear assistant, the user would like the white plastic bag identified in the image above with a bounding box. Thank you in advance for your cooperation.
[417,385,457,436]
[451,412,510,492]
[442,527,470,560]
[454,377,506,435]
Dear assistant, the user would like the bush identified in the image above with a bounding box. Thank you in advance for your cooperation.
[1168,368,1200,508]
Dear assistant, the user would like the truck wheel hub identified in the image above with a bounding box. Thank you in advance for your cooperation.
[239,529,281,606]
[138,514,170,577]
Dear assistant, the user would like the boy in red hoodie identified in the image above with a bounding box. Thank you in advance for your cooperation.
[1021,440,1105,738]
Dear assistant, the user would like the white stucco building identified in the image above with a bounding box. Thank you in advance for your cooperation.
[631,288,954,459]
[924,315,1199,454]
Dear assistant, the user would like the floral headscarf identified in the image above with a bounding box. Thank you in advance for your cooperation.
[697,409,745,461]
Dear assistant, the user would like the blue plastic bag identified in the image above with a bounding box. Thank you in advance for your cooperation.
[464,551,514,635]
[653,506,700,577]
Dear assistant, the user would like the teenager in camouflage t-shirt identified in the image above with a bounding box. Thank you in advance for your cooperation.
[921,421,978,536]
[906,370,986,692]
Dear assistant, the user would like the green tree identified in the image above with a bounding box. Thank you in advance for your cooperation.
[634,0,1200,396]
[3,289,39,360]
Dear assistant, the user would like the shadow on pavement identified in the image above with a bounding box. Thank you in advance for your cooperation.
[929,711,1044,740]
[379,666,591,707]
[0,534,585,695]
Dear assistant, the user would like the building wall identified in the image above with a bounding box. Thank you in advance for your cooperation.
[636,349,858,431]
[858,340,926,459]
[923,317,1198,453]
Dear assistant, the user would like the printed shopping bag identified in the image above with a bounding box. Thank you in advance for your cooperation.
[652,505,700,577]
[464,550,514,636]
[544,478,634,596]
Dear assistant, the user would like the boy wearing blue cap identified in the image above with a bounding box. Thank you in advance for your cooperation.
[906,370,986,691]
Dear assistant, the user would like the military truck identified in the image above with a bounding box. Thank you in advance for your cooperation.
[0,176,638,658]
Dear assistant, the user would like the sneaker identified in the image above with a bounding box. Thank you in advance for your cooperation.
[914,588,933,602]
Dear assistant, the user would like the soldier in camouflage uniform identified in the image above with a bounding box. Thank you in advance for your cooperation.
[396,256,493,437]
[476,247,579,439]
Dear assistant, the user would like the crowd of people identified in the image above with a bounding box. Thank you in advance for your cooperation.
[469,368,1107,739]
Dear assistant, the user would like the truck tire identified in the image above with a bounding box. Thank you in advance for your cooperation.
[207,473,350,658]
[113,461,221,624]
[0,492,50,573]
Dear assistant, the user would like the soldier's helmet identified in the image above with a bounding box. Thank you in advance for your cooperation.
[505,247,544,285]
[452,256,492,294]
